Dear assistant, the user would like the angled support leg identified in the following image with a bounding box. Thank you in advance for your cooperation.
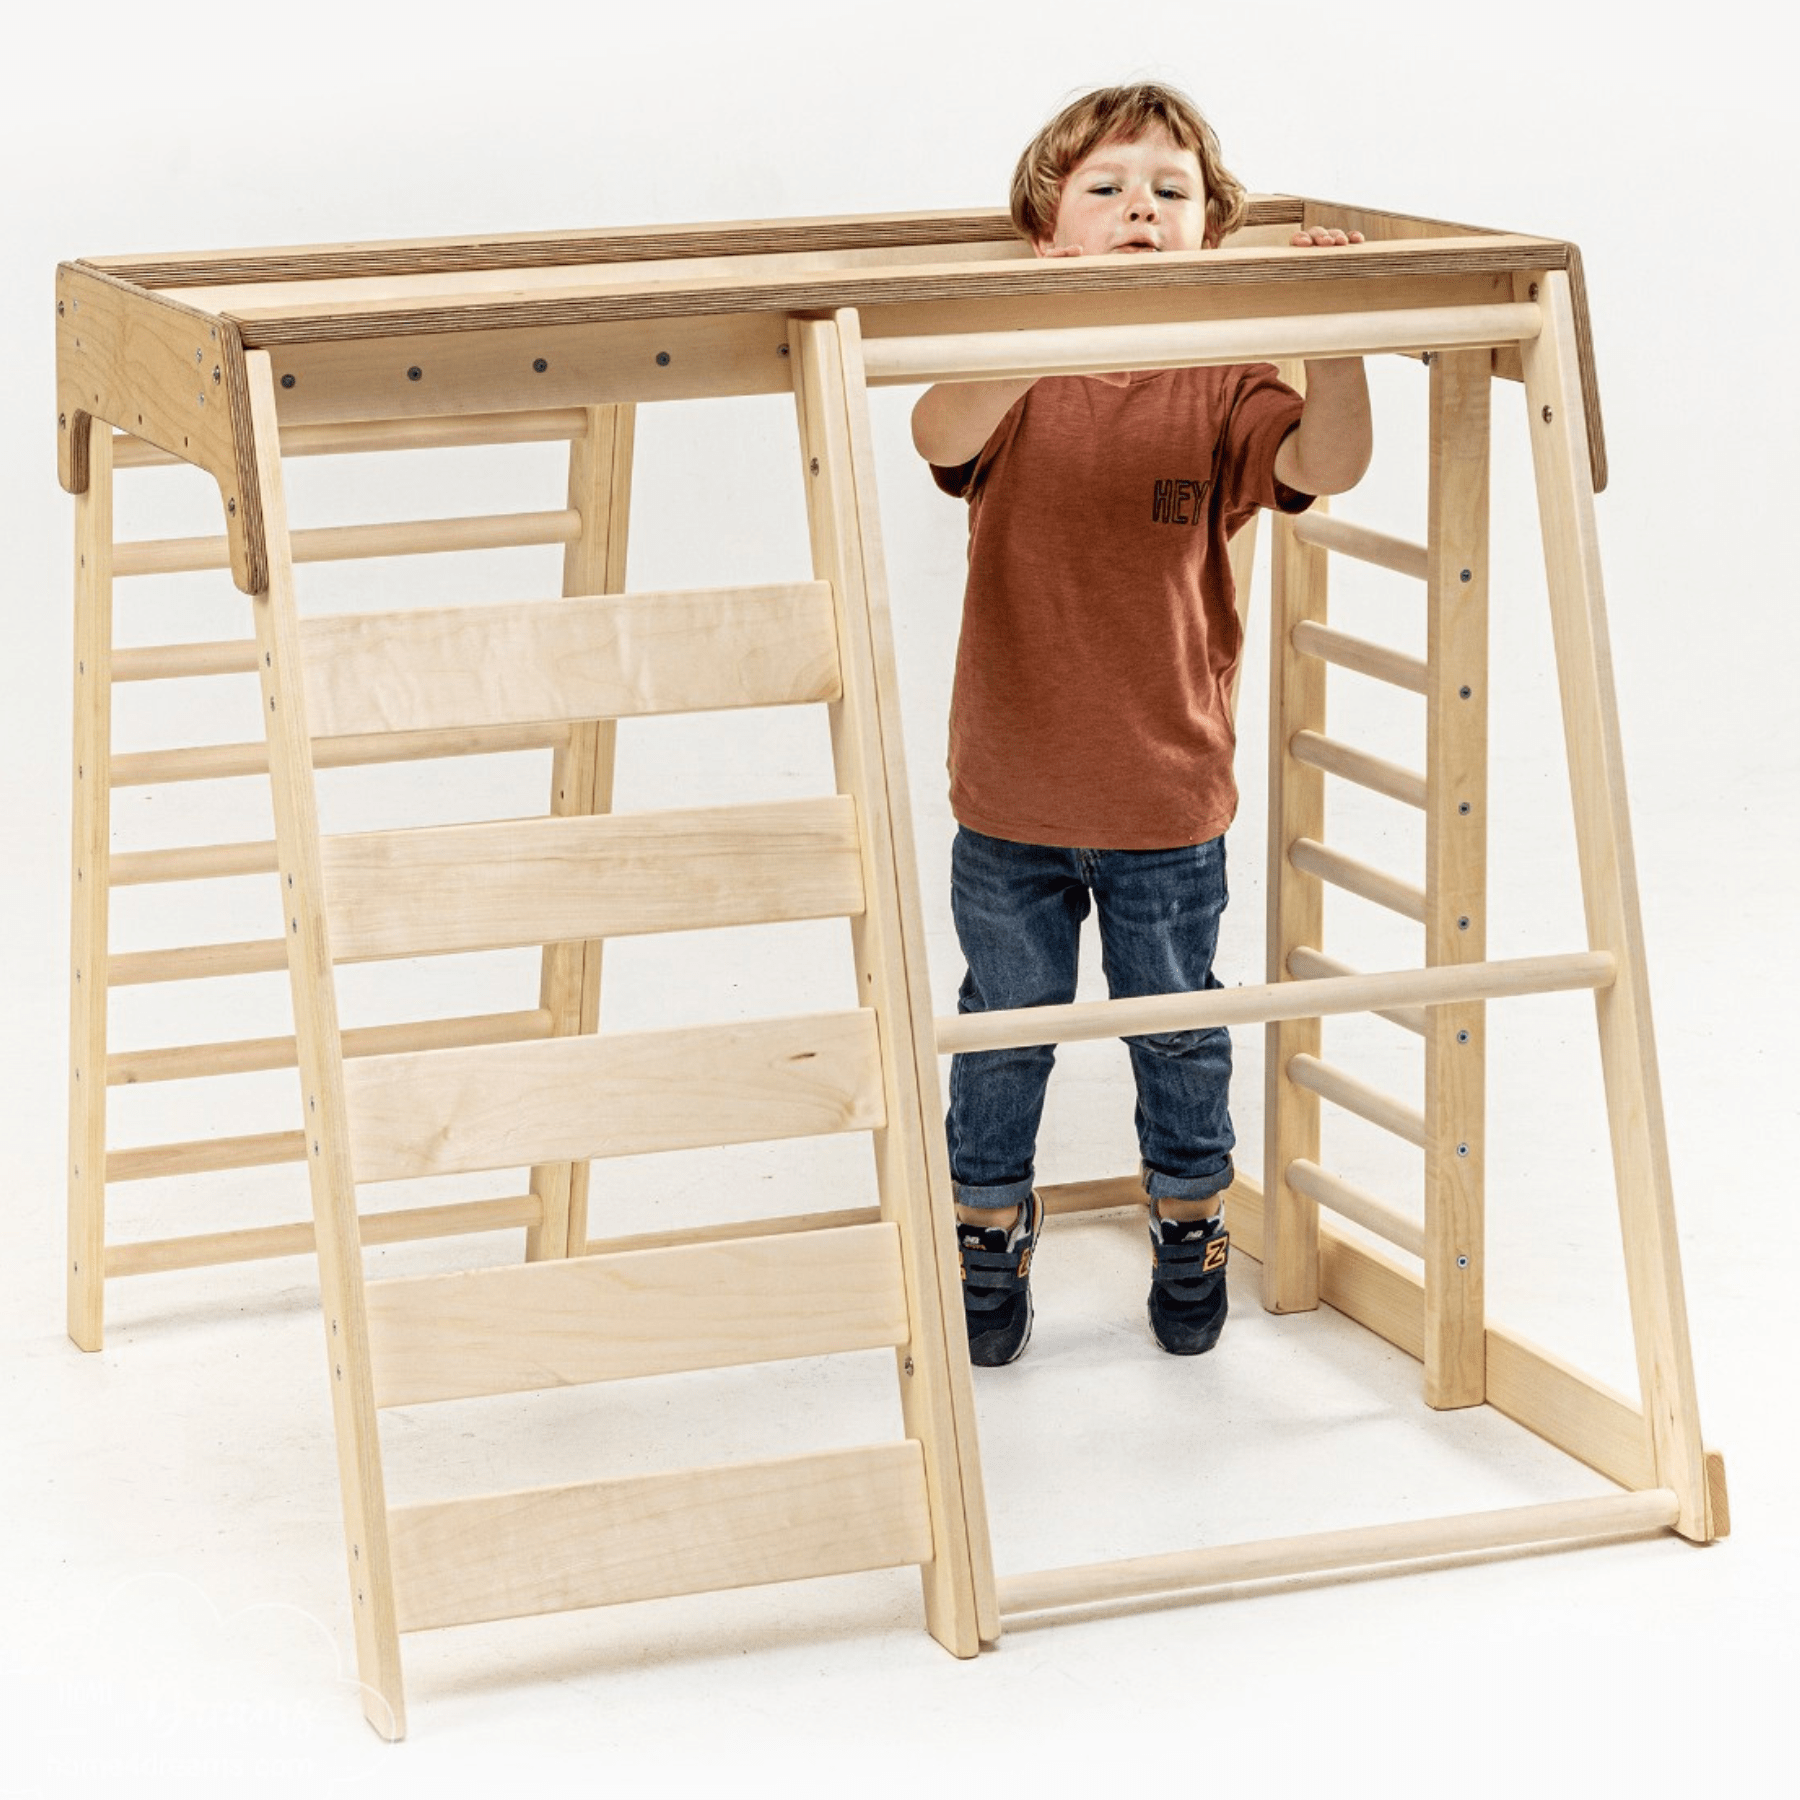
[1518,271,1716,1540]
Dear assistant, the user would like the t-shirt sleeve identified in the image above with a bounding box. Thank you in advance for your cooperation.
[931,458,978,498]
[1218,364,1314,526]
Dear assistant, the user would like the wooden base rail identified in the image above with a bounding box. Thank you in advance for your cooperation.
[113,408,592,467]
[1289,730,1427,809]
[996,1490,1680,1618]
[934,952,1613,1056]
[1291,620,1429,694]
[114,508,583,577]
[1288,837,1428,922]
[1285,1157,1425,1258]
[860,301,1544,386]
[1289,513,1429,581]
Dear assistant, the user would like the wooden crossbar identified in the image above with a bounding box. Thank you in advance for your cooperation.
[365,1223,910,1405]
[1290,513,1429,579]
[388,1443,935,1634]
[319,797,865,961]
[1289,837,1429,921]
[1286,1158,1425,1258]
[113,407,591,465]
[1290,731,1427,809]
[344,1008,886,1181]
[1292,620,1429,694]
[1286,1054,1427,1146]
[300,581,841,738]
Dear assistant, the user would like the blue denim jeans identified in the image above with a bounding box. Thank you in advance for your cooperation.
[946,826,1235,1213]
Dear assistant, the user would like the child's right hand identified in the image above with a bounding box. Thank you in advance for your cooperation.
[1039,244,1132,386]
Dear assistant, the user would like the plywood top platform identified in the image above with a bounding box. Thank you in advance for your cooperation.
[56,196,1602,591]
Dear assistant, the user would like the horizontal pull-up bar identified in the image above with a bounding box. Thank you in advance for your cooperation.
[933,951,1612,1055]
[861,301,1542,386]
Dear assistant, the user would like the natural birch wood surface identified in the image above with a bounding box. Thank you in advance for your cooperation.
[365,1223,910,1405]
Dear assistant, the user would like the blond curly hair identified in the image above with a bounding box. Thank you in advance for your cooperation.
[1009,82,1247,250]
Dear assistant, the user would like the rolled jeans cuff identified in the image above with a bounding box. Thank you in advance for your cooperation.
[952,1175,1037,1212]
[1140,1157,1234,1204]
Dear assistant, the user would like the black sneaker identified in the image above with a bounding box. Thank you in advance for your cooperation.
[956,1192,1044,1367]
[1148,1209,1229,1355]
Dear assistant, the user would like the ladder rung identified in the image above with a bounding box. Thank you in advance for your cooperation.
[345,1008,886,1182]
[1289,514,1429,580]
[113,640,259,681]
[113,408,590,467]
[1287,948,1427,1035]
[322,797,865,962]
[1292,622,1428,695]
[1286,1054,1426,1146]
[367,1222,910,1405]
[110,721,575,787]
[1290,731,1426,809]
[300,581,841,739]
[107,1008,556,1085]
[108,939,287,986]
[1286,1158,1424,1257]
[105,1194,543,1276]
[106,1129,304,1183]
[113,509,582,577]
[110,840,278,885]
[388,1442,934,1633]
[1289,838,1428,922]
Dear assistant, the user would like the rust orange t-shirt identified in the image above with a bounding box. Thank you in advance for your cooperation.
[933,364,1310,850]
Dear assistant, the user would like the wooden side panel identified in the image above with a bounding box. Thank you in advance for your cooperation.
[320,798,865,961]
[366,1223,910,1405]
[389,1443,934,1634]
[344,1010,886,1182]
[67,419,113,1351]
[299,581,840,737]
[1422,349,1492,1409]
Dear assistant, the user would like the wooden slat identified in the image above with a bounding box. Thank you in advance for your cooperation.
[388,1442,933,1633]
[345,1009,885,1182]
[997,1491,1678,1619]
[107,1007,555,1085]
[321,797,864,962]
[113,407,591,464]
[299,581,840,739]
[366,1222,909,1405]
[113,508,581,577]
[106,1194,543,1277]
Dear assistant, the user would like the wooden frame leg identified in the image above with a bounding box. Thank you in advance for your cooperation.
[1518,271,1715,1539]
[1423,349,1492,1407]
[791,309,996,1652]
[68,417,114,1351]
[530,402,635,1260]
[241,353,407,1733]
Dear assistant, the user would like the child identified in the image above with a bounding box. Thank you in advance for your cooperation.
[911,82,1371,1365]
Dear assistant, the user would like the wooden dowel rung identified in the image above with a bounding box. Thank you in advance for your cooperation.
[110,840,278,886]
[110,720,573,786]
[933,951,1613,1055]
[1289,838,1428,922]
[112,640,260,681]
[996,1491,1679,1619]
[860,301,1543,386]
[1289,514,1429,580]
[112,408,589,467]
[1292,621,1429,695]
[1286,1054,1427,1146]
[580,1204,882,1258]
[107,1007,557,1085]
[106,1129,306,1183]
[113,508,583,577]
[104,1194,544,1276]
[108,939,288,986]
[1285,1157,1425,1257]
[1287,948,1427,1034]
[1290,730,1427,809]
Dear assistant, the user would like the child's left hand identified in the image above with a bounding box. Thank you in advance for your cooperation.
[1290,226,1365,247]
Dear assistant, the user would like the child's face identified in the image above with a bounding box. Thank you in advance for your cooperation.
[1038,127,1211,258]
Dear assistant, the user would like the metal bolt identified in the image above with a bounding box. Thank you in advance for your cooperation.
[227,497,237,516]
[1458,800,1472,816]
[1457,1255,1470,1268]
[1541,405,1554,424]
[809,457,820,475]
[1459,568,1472,583]
[1457,915,1471,931]
[777,343,790,357]
[59,413,67,430]
[1457,1030,1470,1045]
[532,358,548,373]
[1529,282,1539,300]
[407,366,423,382]
[57,300,64,316]
[904,1356,915,1376]
[1459,685,1472,700]
[1421,351,1434,366]
[195,349,204,365]
[212,365,222,384]
[281,373,296,389]
[1456,1143,1470,1158]
[655,350,672,367]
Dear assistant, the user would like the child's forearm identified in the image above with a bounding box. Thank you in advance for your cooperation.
[910,378,1036,466]
[1275,357,1372,497]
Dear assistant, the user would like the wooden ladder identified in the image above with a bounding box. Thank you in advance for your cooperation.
[225,311,990,1737]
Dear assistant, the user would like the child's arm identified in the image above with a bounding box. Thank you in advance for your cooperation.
[1273,225,1374,497]
[911,377,1037,467]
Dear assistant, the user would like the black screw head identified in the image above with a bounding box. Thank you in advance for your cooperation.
[280,373,296,389]
[532,358,548,373]
[1459,568,1472,583]
[407,365,423,382]
[1459,685,1472,700]
[655,350,672,367]
[1541,405,1554,423]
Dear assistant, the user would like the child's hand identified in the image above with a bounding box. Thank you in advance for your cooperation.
[1037,244,1132,384]
[1290,226,1365,248]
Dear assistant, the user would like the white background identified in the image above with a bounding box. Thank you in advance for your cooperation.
[3,1,1794,1792]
